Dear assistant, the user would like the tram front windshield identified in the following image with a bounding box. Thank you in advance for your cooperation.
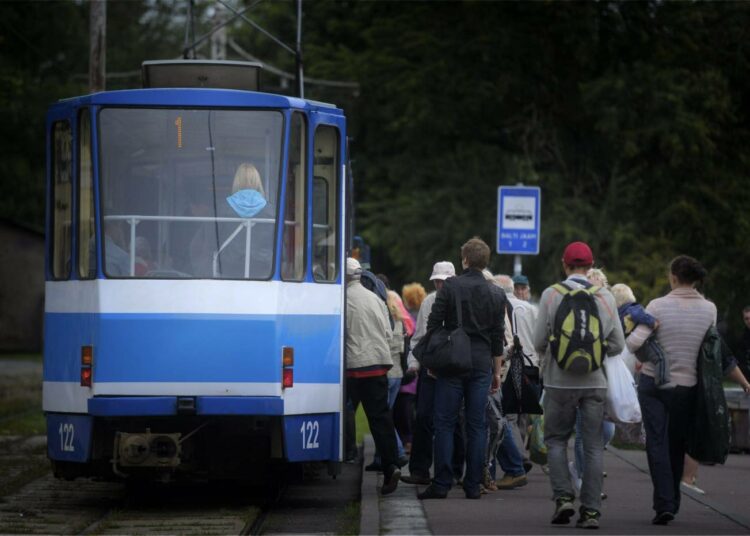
[98,108,283,279]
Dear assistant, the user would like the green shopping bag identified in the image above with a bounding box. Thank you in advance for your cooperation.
[529,414,547,465]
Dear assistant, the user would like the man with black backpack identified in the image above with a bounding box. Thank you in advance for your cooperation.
[533,241,624,529]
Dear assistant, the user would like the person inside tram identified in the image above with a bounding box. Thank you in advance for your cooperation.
[103,219,131,276]
[134,235,154,276]
[226,162,268,218]
[216,162,274,278]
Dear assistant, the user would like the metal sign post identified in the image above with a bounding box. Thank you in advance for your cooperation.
[496,185,541,275]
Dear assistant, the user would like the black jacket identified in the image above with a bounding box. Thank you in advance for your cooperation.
[427,269,506,371]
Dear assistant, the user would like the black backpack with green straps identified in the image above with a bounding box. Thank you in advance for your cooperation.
[549,282,607,374]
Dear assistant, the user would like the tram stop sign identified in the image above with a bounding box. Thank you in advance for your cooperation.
[496,186,541,255]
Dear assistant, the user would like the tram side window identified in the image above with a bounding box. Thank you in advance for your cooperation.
[281,112,307,281]
[51,121,72,280]
[312,126,339,282]
[78,110,96,278]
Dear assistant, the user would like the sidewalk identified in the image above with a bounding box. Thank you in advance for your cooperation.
[360,436,750,535]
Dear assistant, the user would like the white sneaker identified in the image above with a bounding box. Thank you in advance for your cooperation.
[681,480,705,495]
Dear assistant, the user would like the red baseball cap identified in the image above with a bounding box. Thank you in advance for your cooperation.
[562,241,594,267]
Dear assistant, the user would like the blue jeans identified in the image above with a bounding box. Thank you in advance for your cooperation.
[486,394,525,478]
[373,377,406,463]
[409,369,466,479]
[433,368,492,494]
[496,420,526,477]
[574,411,615,477]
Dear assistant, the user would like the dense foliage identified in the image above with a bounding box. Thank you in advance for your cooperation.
[2,1,749,337]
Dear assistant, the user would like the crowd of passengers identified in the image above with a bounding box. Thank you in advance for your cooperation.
[344,236,750,529]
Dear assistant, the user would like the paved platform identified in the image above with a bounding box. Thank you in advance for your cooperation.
[360,436,750,535]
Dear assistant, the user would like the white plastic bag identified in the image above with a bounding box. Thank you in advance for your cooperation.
[604,353,642,423]
[619,347,638,377]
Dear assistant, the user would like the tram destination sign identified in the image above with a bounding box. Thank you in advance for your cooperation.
[496,185,541,255]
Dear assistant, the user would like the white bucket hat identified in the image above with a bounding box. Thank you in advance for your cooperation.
[430,261,456,281]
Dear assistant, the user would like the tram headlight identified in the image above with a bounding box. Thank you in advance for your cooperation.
[283,368,294,388]
[80,368,92,387]
[81,345,93,366]
[282,346,294,367]
[80,345,93,387]
[282,346,294,389]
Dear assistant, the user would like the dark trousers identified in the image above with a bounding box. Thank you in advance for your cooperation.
[409,368,465,479]
[638,375,696,515]
[433,367,492,494]
[344,397,358,461]
[347,374,399,470]
[394,392,415,445]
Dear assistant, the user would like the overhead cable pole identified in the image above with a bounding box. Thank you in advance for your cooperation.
[89,0,106,92]
[184,0,196,59]
[295,0,304,98]
[210,1,227,60]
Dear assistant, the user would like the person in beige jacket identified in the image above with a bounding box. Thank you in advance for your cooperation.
[345,257,400,495]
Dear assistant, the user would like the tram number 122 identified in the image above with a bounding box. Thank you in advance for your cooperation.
[59,423,75,452]
[300,420,320,450]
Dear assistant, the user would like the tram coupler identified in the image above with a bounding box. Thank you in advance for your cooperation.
[113,429,182,471]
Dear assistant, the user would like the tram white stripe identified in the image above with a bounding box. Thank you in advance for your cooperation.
[43,382,90,413]
[45,280,342,315]
[283,383,342,415]
[94,382,282,397]
[43,381,341,415]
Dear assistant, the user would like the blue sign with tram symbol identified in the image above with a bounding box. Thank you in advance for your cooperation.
[47,414,94,463]
[497,186,541,255]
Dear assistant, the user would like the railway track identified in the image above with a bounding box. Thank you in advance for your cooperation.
[0,361,361,535]
[0,475,270,535]
[0,451,359,535]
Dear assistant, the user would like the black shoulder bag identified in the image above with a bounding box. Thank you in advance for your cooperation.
[415,285,472,376]
[501,308,543,414]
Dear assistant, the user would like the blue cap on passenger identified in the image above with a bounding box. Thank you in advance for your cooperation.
[512,274,529,286]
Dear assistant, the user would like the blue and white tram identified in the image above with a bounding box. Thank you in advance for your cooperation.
[43,61,348,481]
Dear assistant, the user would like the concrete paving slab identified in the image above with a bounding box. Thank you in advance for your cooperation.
[361,435,750,535]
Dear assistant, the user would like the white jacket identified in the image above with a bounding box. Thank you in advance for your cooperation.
[345,279,393,371]
[387,318,405,379]
[407,291,437,370]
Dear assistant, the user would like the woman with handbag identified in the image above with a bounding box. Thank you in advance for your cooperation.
[626,255,750,525]
[417,237,505,500]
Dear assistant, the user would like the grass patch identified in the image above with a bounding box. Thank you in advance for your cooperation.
[0,353,42,362]
[0,459,50,499]
[355,405,370,444]
[0,523,33,534]
[0,375,42,420]
[0,411,46,436]
[336,500,360,536]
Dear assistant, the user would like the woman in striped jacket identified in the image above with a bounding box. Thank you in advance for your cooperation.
[626,255,750,526]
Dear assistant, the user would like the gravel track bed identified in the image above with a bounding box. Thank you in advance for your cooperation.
[0,475,261,535]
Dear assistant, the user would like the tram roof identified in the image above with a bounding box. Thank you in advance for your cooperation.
[49,88,343,116]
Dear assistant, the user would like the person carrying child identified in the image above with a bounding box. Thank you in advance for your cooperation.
[611,283,666,383]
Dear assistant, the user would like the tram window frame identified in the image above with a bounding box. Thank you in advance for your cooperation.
[281,112,307,282]
[96,106,284,280]
[311,125,340,283]
[77,109,96,279]
[51,120,73,280]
